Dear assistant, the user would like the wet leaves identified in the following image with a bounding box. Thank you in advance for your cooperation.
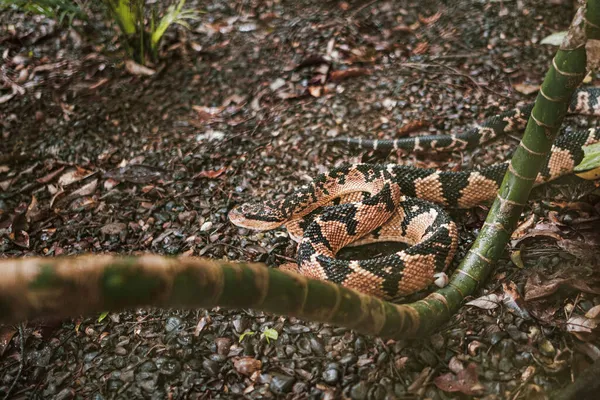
[434,363,485,396]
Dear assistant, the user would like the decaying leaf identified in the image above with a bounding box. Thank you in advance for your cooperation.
[567,314,599,341]
[125,60,156,76]
[525,271,600,301]
[466,293,502,310]
[193,167,227,179]
[58,166,94,186]
[434,363,485,396]
[329,68,370,82]
[502,281,531,320]
[37,166,66,184]
[513,83,539,95]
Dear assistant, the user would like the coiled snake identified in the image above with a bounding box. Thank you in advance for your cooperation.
[229,88,600,299]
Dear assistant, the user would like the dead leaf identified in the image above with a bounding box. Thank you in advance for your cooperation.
[26,195,43,223]
[502,281,532,319]
[329,68,370,82]
[413,42,429,55]
[0,326,17,357]
[407,367,432,394]
[36,166,66,184]
[88,78,109,90]
[524,271,600,301]
[193,167,227,179]
[69,196,98,211]
[586,305,600,319]
[0,92,16,104]
[433,363,485,396]
[308,86,322,97]
[512,213,536,239]
[567,315,598,340]
[69,179,98,198]
[194,316,210,336]
[397,120,430,137]
[419,11,442,25]
[466,293,502,310]
[9,229,29,248]
[513,83,539,95]
[125,60,155,76]
[58,167,94,186]
[192,105,225,122]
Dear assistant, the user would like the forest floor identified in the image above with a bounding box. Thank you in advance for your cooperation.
[1,0,600,399]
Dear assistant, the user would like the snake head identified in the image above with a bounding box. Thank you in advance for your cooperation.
[228,202,286,231]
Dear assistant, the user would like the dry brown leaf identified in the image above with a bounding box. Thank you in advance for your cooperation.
[513,83,539,95]
[466,293,502,310]
[125,60,156,76]
[502,281,531,319]
[419,11,442,25]
[194,316,210,336]
[586,305,600,319]
[37,166,66,184]
[329,68,370,82]
[58,167,93,186]
[525,272,600,301]
[0,326,17,357]
[193,167,227,179]
[397,120,430,137]
[433,363,485,396]
[413,42,429,55]
[512,213,536,239]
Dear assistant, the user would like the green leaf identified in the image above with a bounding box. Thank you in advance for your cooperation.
[574,142,600,172]
[540,31,567,46]
[238,330,255,342]
[150,0,201,52]
[98,311,109,322]
[260,328,279,344]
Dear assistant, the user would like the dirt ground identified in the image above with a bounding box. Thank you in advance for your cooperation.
[1,0,600,399]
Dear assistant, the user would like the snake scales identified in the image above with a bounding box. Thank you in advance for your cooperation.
[229,88,600,299]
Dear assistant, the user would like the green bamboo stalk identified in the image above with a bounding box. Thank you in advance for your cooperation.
[0,255,423,339]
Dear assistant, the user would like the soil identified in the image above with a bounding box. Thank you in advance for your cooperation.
[1,0,600,399]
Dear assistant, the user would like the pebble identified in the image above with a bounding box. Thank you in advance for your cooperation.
[340,354,358,365]
[164,316,183,333]
[322,367,340,384]
[538,339,556,357]
[202,359,220,376]
[270,373,295,394]
[350,381,369,400]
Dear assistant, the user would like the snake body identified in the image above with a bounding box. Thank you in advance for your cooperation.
[229,88,600,299]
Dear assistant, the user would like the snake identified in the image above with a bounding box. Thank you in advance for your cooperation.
[228,87,600,299]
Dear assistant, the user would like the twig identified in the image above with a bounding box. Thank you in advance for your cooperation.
[3,323,25,400]
[348,0,379,19]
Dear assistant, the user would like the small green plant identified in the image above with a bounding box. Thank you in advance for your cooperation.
[238,328,280,344]
[4,0,201,65]
[261,328,279,344]
[103,0,201,64]
[238,330,256,342]
[1,0,88,25]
